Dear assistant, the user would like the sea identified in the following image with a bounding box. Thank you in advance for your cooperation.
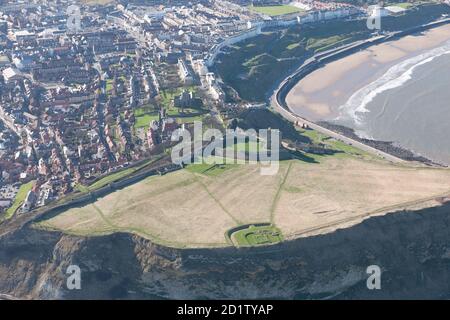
[333,39,450,166]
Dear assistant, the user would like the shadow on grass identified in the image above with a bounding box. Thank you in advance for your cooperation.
[285,150,318,163]
[285,149,344,163]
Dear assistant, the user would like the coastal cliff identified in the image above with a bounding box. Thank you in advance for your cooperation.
[1,202,450,299]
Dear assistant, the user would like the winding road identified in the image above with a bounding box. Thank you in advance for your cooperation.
[271,90,406,164]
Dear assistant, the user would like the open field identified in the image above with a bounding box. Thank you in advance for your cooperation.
[37,149,450,248]
[248,5,303,16]
[185,162,238,177]
[134,105,159,130]
[134,112,159,129]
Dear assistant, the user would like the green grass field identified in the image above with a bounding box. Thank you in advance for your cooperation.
[160,87,195,108]
[3,181,35,220]
[157,88,207,123]
[185,162,237,177]
[88,168,135,190]
[134,106,159,130]
[249,5,303,16]
[226,140,265,154]
[306,35,352,53]
[105,79,114,92]
[231,225,283,247]
[135,113,159,129]
[287,43,300,50]
[297,128,372,162]
[387,2,416,9]
[133,87,206,130]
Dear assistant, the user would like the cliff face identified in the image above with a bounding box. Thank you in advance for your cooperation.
[1,203,450,299]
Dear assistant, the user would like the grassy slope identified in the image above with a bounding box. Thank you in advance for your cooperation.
[88,168,135,190]
[76,158,160,192]
[3,181,35,220]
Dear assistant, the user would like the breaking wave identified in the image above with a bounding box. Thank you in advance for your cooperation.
[336,39,450,126]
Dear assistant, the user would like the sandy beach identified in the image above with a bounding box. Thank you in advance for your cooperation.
[286,23,450,121]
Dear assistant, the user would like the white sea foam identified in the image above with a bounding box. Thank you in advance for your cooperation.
[336,39,450,126]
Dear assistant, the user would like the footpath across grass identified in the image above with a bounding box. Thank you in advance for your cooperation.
[186,162,238,177]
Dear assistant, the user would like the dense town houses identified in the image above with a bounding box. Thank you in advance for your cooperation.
[0,0,407,216]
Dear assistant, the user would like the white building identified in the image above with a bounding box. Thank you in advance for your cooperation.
[2,67,23,83]
[385,6,408,15]
[178,59,193,85]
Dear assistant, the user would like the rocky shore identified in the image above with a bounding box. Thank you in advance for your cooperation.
[317,121,442,166]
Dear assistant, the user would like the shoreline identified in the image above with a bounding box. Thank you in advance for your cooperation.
[317,121,442,166]
[273,18,450,167]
